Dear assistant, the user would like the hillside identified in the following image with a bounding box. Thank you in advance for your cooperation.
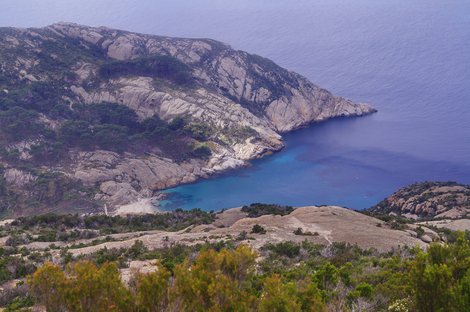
[369,181,470,219]
[0,23,375,217]
[1,203,468,311]
[0,205,429,257]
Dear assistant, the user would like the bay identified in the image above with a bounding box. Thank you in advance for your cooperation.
[2,0,469,210]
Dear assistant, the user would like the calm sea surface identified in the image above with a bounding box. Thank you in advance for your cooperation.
[2,0,469,210]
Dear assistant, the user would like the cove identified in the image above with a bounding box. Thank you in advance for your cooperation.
[159,114,470,211]
[2,0,469,211]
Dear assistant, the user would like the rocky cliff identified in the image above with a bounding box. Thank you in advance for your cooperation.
[369,182,470,219]
[0,23,375,216]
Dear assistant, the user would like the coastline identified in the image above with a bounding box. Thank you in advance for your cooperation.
[147,111,378,214]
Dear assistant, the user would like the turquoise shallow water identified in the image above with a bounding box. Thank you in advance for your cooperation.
[2,0,469,210]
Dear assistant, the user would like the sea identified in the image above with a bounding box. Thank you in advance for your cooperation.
[2,0,469,210]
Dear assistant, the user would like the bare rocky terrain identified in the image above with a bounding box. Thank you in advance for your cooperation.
[0,23,375,217]
[2,206,431,260]
[370,181,470,219]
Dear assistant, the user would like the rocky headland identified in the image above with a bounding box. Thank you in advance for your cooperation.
[0,23,375,216]
[370,181,470,219]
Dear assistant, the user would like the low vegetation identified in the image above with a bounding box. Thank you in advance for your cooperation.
[0,201,469,311]
[2,233,465,312]
[0,98,213,215]
[0,209,215,245]
[251,224,266,234]
[0,33,215,217]
[99,55,193,86]
[241,203,294,218]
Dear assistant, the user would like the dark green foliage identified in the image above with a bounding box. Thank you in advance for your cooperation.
[58,120,95,147]
[0,106,46,142]
[0,251,36,283]
[192,144,212,159]
[35,31,106,70]
[266,241,301,258]
[29,171,96,207]
[225,125,258,141]
[251,224,267,234]
[241,203,294,218]
[168,116,186,131]
[76,102,139,128]
[415,226,425,238]
[294,227,319,236]
[51,102,208,159]
[184,122,214,141]
[8,209,215,236]
[99,55,193,86]
[410,233,470,312]
[0,170,98,217]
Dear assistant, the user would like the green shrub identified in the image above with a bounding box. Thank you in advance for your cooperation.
[242,203,294,218]
[251,224,267,234]
[99,55,193,86]
[267,241,301,258]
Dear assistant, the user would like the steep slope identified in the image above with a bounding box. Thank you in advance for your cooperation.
[369,181,470,219]
[0,23,375,216]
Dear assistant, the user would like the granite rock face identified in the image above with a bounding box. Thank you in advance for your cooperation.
[370,182,470,219]
[0,23,375,214]
[50,23,375,132]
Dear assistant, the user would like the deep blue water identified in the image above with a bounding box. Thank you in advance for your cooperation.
[1,0,469,210]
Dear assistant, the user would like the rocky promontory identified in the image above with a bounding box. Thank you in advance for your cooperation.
[0,23,375,216]
[369,181,470,220]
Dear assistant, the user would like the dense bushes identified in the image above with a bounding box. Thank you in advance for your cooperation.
[0,170,98,217]
[0,82,211,163]
[99,55,193,86]
[29,261,132,312]
[27,235,470,312]
[241,203,294,218]
[0,248,37,284]
[0,106,47,143]
[7,209,215,236]
[56,103,211,159]
[251,224,266,234]
[2,101,211,161]
[29,245,326,312]
[1,231,469,311]
[410,234,470,312]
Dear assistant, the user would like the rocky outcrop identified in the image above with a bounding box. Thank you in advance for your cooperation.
[49,23,375,132]
[3,168,36,188]
[0,23,375,214]
[369,182,470,219]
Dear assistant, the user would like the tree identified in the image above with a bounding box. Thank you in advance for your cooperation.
[28,262,67,312]
[314,262,338,291]
[135,266,171,312]
[410,232,470,312]
[258,275,301,312]
[29,261,132,312]
[64,261,132,312]
[172,245,257,311]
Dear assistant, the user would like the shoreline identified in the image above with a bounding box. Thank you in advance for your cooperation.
[147,112,379,214]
